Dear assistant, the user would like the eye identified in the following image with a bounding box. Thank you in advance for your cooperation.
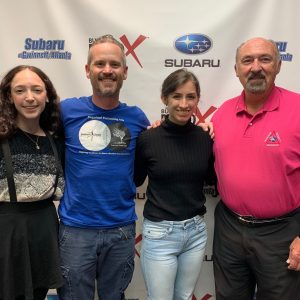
[260,56,272,63]
[95,61,105,67]
[241,57,253,65]
[14,88,25,94]
[186,94,197,100]
[172,94,181,100]
[111,62,121,68]
[33,88,43,93]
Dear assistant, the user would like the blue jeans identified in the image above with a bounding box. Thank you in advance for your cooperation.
[141,216,207,300]
[57,223,135,300]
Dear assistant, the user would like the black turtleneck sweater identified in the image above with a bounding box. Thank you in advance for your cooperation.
[134,118,215,221]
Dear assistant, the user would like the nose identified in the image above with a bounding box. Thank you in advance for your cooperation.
[251,58,262,72]
[179,97,189,108]
[25,90,34,101]
[103,63,112,73]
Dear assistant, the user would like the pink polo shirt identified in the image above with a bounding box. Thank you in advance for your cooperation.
[212,86,300,218]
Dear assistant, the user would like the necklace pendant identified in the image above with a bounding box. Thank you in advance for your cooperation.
[36,144,40,150]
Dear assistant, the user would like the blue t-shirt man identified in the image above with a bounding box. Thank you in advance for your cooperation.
[59,96,149,228]
[57,34,150,300]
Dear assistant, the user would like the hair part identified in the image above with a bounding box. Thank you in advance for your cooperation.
[161,68,200,100]
[87,34,127,66]
[0,65,61,139]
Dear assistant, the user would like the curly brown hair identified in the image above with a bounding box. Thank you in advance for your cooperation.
[0,65,61,139]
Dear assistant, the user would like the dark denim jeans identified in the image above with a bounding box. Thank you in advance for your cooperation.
[57,223,135,300]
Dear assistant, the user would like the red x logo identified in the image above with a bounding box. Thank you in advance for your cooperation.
[194,106,217,124]
[135,233,143,257]
[120,34,148,68]
[192,294,212,300]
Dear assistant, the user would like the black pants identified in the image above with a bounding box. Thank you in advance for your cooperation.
[12,288,48,300]
[213,201,300,300]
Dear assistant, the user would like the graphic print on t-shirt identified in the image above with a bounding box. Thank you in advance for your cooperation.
[107,122,131,151]
[264,130,281,146]
[79,120,131,152]
[79,120,111,151]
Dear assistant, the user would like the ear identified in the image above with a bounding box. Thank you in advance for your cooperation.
[123,66,128,80]
[276,60,282,74]
[85,64,90,79]
[234,64,239,77]
[161,96,168,106]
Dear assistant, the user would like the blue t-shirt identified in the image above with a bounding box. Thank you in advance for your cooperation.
[58,96,149,228]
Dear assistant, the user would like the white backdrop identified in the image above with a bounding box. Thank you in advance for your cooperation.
[1,1,299,299]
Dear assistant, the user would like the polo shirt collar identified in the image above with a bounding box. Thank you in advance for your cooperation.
[235,85,280,115]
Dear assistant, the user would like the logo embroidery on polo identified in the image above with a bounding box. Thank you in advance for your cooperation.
[264,131,281,146]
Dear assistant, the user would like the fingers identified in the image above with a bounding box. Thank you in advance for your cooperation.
[198,122,215,139]
[287,237,300,271]
[287,258,300,271]
[147,120,162,129]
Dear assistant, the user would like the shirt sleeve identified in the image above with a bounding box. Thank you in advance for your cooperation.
[204,138,217,186]
[134,132,148,187]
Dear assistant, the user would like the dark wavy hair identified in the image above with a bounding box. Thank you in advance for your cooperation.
[0,65,61,139]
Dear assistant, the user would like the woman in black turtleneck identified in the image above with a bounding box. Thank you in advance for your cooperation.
[134,68,215,300]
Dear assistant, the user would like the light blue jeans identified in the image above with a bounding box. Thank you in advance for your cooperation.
[141,216,207,300]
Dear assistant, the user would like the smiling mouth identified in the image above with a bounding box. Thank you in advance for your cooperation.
[177,110,190,113]
[249,77,264,81]
[248,74,266,81]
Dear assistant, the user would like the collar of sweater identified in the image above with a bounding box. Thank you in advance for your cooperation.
[162,116,194,132]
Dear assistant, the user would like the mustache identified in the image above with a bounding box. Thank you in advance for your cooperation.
[248,72,266,80]
[98,74,116,80]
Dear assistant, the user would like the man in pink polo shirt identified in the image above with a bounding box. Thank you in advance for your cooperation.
[212,37,300,300]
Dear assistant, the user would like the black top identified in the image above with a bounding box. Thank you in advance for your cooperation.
[134,117,215,221]
[0,129,64,202]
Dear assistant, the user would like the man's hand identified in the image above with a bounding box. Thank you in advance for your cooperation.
[198,122,214,139]
[147,120,162,129]
[287,236,300,271]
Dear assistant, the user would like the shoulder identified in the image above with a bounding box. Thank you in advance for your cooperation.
[121,103,147,116]
[137,126,160,143]
[119,103,150,126]
[212,95,240,121]
[190,124,213,143]
[60,96,91,110]
[217,95,240,111]
[277,86,300,102]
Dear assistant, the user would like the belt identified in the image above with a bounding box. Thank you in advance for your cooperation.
[222,202,300,226]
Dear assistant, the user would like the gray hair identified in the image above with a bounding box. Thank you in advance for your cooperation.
[235,38,281,63]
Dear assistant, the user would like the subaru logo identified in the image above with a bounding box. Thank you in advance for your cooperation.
[174,34,212,55]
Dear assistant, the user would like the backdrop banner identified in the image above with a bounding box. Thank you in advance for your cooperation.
[1,1,298,299]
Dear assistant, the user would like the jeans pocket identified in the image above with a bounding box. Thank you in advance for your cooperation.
[143,219,171,240]
[195,216,207,234]
[119,223,136,240]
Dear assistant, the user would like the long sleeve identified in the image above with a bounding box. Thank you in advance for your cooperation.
[134,132,148,187]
